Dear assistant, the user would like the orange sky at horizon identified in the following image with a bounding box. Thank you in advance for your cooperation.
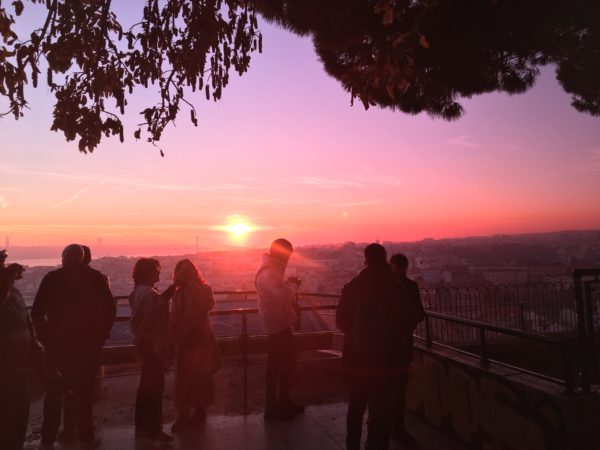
[1,10,600,253]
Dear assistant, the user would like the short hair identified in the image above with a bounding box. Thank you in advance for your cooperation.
[82,245,92,265]
[364,243,387,266]
[132,258,160,285]
[390,253,409,268]
[62,244,84,266]
[174,259,205,284]
[269,238,293,260]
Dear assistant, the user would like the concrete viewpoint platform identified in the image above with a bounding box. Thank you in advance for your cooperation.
[24,403,468,450]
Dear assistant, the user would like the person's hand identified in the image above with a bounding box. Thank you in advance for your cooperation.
[0,250,7,269]
[287,276,301,287]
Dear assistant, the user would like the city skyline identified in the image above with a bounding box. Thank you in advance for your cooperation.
[1,6,599,250]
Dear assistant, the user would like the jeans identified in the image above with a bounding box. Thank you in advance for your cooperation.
[41,353,98,444]
[135,342,166,434]
[346,374,395,450]
[265,328,296,411]
[0,375,30,450]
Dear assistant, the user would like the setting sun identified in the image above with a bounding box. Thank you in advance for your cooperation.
[225,222,254,240]
[212,215,259,243]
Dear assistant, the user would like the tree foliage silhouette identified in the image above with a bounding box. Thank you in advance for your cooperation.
[0,0,261,153]
[1,0,598,154]
[256,0,600,120]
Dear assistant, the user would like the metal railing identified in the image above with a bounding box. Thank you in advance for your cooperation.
[111,290,577,409]
[421,283,577,335]
[420,311,575,395]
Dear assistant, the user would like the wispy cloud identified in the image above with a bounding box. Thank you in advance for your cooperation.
[574,148,600,173]
[52,186,91,209]
[0,195,9,208]
[0,167,257,194]
[329,200,385,207]
[448,135,481,149]
[297,174,403,189]
[299,177,364,189]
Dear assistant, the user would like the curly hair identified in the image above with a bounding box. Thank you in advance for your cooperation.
[132,258,161,285]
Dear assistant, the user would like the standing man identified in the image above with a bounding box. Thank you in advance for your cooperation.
[0,251,37,450]
[256,238,304,421]
[336,243,414,450]
[32,244,115,448]
[389,253,425,448]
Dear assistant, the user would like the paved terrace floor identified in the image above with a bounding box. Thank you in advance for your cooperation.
[25,404,468,450]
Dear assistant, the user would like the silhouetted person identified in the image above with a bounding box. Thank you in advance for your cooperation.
[337,243,414,450]
[128,258,175,443]
[0,251,38,450]
[31,244,115,448]
[256,238,304,421]
[389,253,425,449]
[170,259,221,433]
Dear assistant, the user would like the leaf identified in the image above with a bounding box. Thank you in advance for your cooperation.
[383,8,394,25]
[134,128,141,139]
[419,34,430,49]
[13,1,24,16]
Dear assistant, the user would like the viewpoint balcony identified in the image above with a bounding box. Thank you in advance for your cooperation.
[24,273,600,449]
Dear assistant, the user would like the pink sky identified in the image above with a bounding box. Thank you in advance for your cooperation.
[1,7,599,254]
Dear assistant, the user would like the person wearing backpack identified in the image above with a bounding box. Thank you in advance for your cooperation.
[336,243,414,450]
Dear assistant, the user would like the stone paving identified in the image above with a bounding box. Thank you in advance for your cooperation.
[26,403,468,450]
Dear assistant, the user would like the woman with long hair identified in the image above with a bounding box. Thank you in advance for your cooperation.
[170,259,221,432]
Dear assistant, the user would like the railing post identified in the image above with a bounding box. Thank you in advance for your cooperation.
[562,343,575,396]
[242,293,248,415]
[425,314,432,349]
[479,326,489,368]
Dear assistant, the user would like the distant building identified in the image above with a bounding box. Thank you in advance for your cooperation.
[470,266,529,284]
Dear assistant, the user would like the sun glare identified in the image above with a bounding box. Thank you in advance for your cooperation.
[215,215,258,243]
[225,222,254,240]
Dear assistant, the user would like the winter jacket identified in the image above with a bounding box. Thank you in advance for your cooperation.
[256,254,298,335]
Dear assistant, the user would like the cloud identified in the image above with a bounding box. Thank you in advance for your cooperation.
[0,195,9,208]
[0,167,257,194]
[448,135,481,148]
[573,148,600,173]
[299,177,364,189]
[52,186,91,209]
[297,174,403,189]
[328,200,385,207]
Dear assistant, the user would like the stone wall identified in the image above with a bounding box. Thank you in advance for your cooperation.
[406,344,600,450]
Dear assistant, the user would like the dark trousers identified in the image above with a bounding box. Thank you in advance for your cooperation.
[346,375,395,450]
[265,328,296,411]
[0,376,30,450]
[41,353,98,444]
[135,345,166,434]
[392,371,409,434]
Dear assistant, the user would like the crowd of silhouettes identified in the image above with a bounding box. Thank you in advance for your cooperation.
[0,240,423,450]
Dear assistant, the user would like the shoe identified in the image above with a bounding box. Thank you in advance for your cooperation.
[392,429,419,449]
[57,430,74,444]
[280,399,305,414]
[191,409,207,425]
[264,408,294,421]
[79,434,102,448]
[147,430,175,443]
[171,417,191,433]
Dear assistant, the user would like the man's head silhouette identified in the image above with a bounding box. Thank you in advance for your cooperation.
[364,243,387,267]
[62,244,84,267]
[269,238,293,263]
